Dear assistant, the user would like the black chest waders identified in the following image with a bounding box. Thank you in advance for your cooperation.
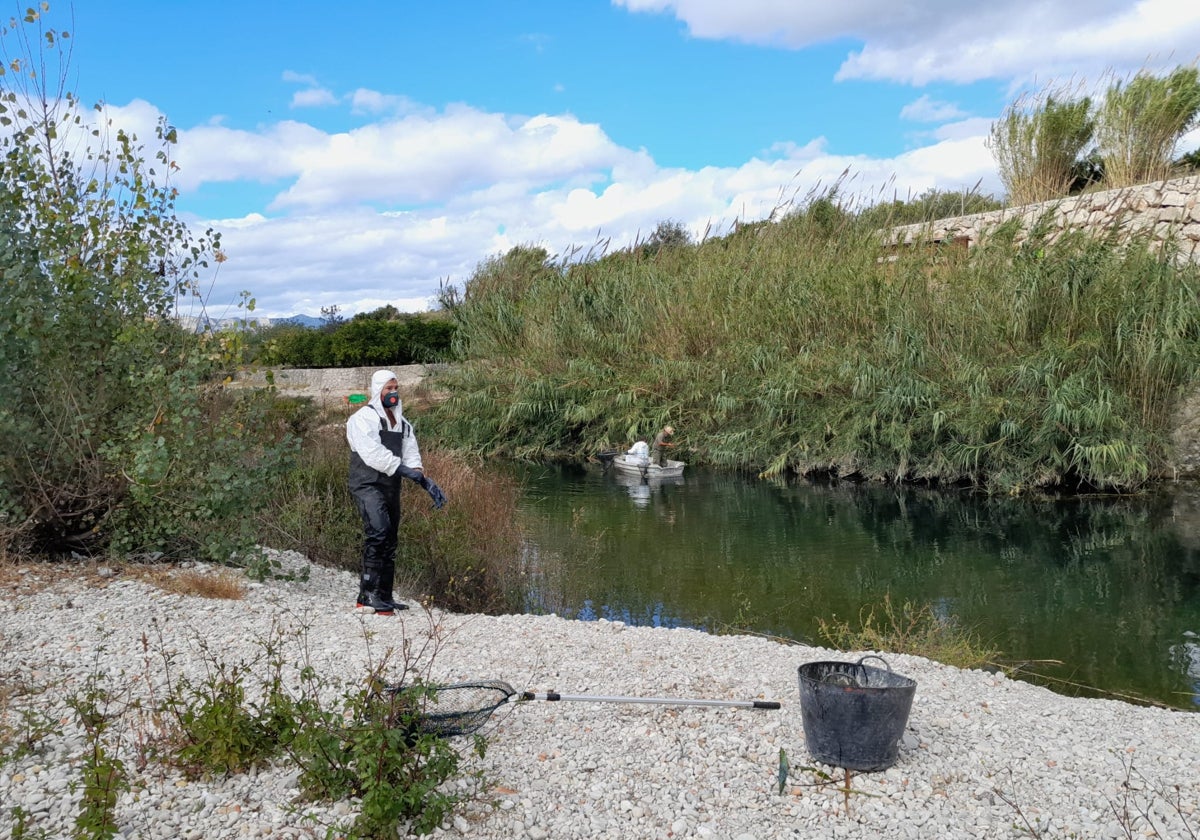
[349,415,412,610]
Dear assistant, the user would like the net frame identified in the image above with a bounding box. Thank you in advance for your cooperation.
[386,680,519,737]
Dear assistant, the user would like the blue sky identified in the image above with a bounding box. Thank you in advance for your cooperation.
[22,1,1200,318]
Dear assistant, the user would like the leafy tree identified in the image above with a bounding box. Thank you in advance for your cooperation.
[252,314,455,367]
[1177,147,1200,171]
[640,219,691,256]
[0,5,295,560]
[1067,151,1105,194]
[354,303,402,321]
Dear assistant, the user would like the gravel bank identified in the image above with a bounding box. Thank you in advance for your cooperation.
[2,550,1197,839]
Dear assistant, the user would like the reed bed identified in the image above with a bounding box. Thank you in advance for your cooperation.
[431,201,1200,493]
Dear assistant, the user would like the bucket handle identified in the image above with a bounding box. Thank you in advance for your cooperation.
[854,654,892,687]
[815,654,893,688]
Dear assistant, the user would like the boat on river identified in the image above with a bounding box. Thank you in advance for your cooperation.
[612,454,686,479]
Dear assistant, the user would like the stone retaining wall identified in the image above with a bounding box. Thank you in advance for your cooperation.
[229,365,432,407]
[887,174,1200,259]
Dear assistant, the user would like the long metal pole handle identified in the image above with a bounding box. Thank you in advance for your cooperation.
[519,691,781,710]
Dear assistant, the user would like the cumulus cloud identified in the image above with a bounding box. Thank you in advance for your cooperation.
[614,0,1200,85]
[264,108,633,210]
[291,87,339,108]
[169,102,998,317]
[900,95,966,123]
[64,80,1008,320]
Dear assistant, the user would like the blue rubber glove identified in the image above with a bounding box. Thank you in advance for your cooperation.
[396,465,447,509]
[419,475,447,510]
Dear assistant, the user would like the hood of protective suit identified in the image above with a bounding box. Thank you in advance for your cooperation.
[369,369,399,409]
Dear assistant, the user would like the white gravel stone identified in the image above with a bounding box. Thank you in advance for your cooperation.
[1,549,1198,839]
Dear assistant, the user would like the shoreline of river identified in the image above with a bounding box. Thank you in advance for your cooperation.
[2,549,1198,839]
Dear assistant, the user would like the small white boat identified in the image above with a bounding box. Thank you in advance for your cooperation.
[612,454,686,479]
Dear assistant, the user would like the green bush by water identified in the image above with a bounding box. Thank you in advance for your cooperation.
[431,201,1200,493]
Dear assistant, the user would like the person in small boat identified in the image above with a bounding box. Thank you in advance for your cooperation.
[650,424,675,467]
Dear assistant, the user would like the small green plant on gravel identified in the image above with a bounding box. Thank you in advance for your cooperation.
[8,806,51,840]
[290,673,487,838]
[67,671,128,840]
[817,593,1000,670]
[164,657,284,777]
[150,611,487,836]
[0,666,58,768]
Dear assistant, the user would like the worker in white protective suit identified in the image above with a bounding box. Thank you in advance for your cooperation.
[346,370,446,615]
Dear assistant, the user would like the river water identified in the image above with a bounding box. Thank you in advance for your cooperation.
[508,462,1200,709]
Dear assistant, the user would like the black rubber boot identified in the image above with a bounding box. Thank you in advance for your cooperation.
[377,566,409,611]
[356,571,394,615]
[356,591,396,615]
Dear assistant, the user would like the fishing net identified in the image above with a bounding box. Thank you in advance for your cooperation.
[382,679,781,738]
[385,680,521,737]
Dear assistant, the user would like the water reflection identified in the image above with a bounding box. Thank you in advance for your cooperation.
[509,463,1200,709]
[611,470,684,511]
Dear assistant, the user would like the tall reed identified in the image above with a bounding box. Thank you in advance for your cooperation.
[432,192,1200,493]
[988,86,1094,205]
[1097,66,1200,188]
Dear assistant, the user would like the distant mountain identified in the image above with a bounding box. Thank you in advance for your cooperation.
[277,314,323,328]
[175,313,324,332]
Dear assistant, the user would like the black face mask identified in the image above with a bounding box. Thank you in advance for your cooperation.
[381,392,400,409]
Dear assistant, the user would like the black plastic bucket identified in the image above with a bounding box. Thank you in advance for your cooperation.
[797,655,916,772]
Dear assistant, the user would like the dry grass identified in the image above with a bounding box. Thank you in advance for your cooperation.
[133,566,246,600]
[0,557,244,601]
[0,557,60,596]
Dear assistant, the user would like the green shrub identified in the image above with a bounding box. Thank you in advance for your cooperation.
[0,6,296,562]
[251,310,457,368]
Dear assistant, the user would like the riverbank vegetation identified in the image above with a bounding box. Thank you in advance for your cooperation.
[429,198,1200,494]
[0,10,296,565]
[817,595,1000,671]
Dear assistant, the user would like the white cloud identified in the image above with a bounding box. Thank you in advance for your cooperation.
[282,70,320,85]
[614,0,1200,86]
[55,91,1006,320]
[349,88,416,115]
[168,105,998,318]
[900,95,966,123]
[291,88,339,108]
[263,108,632,210]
